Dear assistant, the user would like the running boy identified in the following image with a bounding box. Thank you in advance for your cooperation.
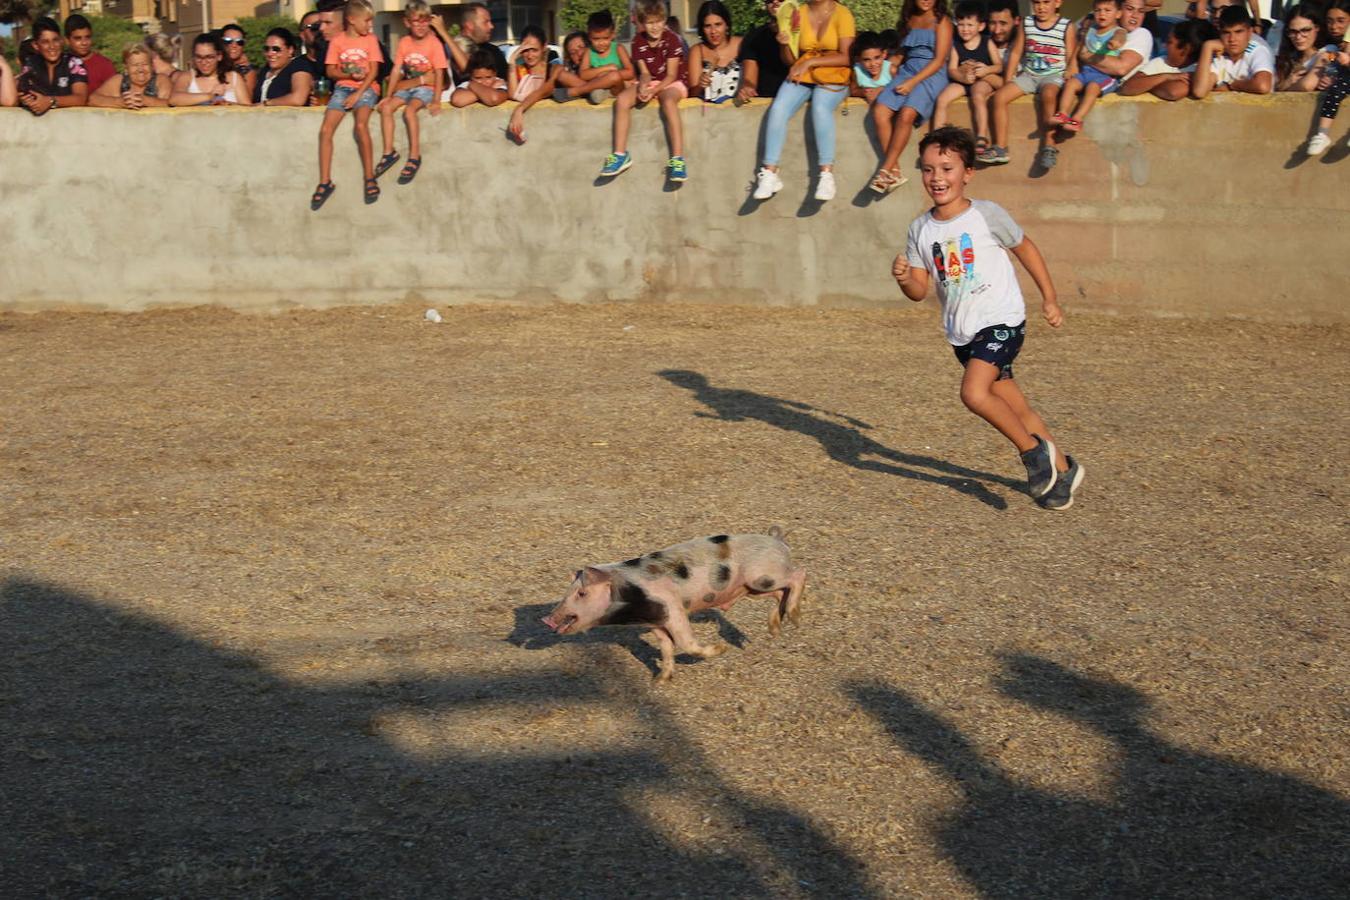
[375,1,446,186]
[601,0,689,181]
[893,126,1083,509]
[983,0,1077,169]
[312,0,383,209]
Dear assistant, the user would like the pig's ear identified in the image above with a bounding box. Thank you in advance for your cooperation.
[581,566,612,586]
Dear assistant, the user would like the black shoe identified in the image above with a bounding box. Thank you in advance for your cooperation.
[1020,435,1058,498]
[1038,455,1084,510]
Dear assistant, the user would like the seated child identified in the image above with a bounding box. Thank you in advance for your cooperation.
[851,31,895,104]
[1052,0,1125,131]
[506,25,562,142]
[984,0,1078,169]
[578,10,635,104]
[375,1,446,186]
[601,0,688,182]
[932,1,1004,150]
[1192,5,1275,96]
[313,0,383,209]
[450,47,508,107]
[553,31,592,101]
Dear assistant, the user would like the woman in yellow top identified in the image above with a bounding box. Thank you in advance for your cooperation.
[751,0,856,202]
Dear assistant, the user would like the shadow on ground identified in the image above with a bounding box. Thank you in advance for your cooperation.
[848,654,1349,898]
[2,577,872,897]
[658,369,1020,509]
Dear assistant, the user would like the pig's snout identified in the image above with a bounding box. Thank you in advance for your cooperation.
[541,611,579,634]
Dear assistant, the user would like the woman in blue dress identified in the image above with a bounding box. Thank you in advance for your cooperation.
[869,0,953,193]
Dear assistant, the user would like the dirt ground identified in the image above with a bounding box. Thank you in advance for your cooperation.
[2,302,1347,898]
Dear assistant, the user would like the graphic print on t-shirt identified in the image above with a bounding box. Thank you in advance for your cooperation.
[402,52,433,76]
[339,46,372,78]
[931,234,979,289]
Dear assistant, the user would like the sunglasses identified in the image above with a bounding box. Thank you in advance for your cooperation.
[1287,26,1316,35]
[222,36,245,44]
[306,23,322,32]
[264,44,286,51]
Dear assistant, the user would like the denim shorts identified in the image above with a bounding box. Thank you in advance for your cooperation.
[326,85,379,110]
[394,86,435,105]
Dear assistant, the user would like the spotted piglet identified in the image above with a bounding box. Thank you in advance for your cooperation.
[541,527,807,682]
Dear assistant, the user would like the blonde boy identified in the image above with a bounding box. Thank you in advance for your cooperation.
[600,0,688,181]
[375,1,447,185]
[313,0,384,208]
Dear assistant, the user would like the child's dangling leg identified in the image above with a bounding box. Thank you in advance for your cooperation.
[659,85,686,181]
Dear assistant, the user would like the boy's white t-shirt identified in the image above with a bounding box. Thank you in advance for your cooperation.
[1210,38,1275,85]
[905,199,1027,347]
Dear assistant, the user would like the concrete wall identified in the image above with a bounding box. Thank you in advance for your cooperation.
[1,93,1346,321]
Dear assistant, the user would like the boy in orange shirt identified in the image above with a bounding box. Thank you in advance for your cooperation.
[376,1,447,185]
[313,0,384,209]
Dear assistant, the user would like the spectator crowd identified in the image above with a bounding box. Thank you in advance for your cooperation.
[1,0,1345,205]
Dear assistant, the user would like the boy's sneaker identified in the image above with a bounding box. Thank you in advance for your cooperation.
[752,166,783,199]
[588,89,608,105]
[1037,146,1059,170]
[600,152,632,177]
[983,146,1010,165]
[1038,456,1085,511]
[1306,132,1332,155]
[814,170,836,201]
[667,156,687,182]
[1020,435,1058,498]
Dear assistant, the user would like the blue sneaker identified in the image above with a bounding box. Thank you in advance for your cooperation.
[667,156,687,182]
[1020,435,1058,498]
[1038,455,1085,510]
[600,152,632,177]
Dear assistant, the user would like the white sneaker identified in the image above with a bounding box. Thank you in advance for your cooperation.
[752,167,783,200]
[814,170,836,201]
[1307,132,1331,155]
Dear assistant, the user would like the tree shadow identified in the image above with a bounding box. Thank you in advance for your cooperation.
[848,654,1349,898]
[657,369,1020,509]
[3,576,876,897]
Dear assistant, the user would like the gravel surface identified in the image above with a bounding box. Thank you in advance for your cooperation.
[3,303,1347,897]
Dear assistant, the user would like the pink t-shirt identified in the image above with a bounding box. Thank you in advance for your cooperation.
[631,30,684,80]
[325,32,383,89]
[394,33,448,81]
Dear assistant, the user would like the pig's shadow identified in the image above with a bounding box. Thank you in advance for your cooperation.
[658,369,1021,509]
[508,603,750,677]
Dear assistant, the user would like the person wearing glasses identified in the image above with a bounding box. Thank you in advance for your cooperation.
[254,28,315,106]
[1274,5,1327,90]
[221,24,259,99]
[299,10,326,75]
[89,44,171,108]
[170,33,251,106]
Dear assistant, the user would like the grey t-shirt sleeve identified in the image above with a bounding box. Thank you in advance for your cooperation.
[906,217,926,268]
[973,200,1024,249]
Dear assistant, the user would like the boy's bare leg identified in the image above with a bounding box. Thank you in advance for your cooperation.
[932,81,964,128]
[403,98,425,158]
[1073,82,1103,120]
[318,108,344,183]
[991,376,1069,471]
[960,359,1039,453]
[1038,83,1061,147]
[353,106,375,178]
[871,102,896,156]
[879,106,921,172]
[450,87,476,108]
[971,77,998,142]
[990,82,1024,147]
[378,96,406,154]
[658,86,684,157]
[1056,79,1080,118]
[613,81,638,154]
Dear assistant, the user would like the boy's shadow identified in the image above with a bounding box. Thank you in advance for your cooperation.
[1323,141,1350,164]
[658,369,1020,509]
[508,601,750,677]
[849,653,1350,897]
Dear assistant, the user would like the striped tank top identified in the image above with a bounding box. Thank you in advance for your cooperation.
[1020,16,1070,76]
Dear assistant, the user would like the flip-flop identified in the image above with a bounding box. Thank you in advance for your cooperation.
[868,168,907,195]
[975,136,991,153]
[396,157,422,185]
[1062,118,1083,132]
[374,152,400,178]
[310,181,335,211]
[1050,112,1068,125]
[364,177,380,204]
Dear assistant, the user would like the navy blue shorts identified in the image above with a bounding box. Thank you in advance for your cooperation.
[953,322,1026,381]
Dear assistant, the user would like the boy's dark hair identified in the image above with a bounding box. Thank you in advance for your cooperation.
[32,16,61,40]
[852,30,886,58]
[587,9,616,32]
[1218,5,1255,27]
[878,27,902,53]
[1092,0,1121,7]
[1168,17,1217,60]
[918,125,976,168]
[315,0,345,11]
[467,47,498,73]
[63,13,91,35]
[953,1,987,21]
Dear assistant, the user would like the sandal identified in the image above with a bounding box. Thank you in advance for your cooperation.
[396,157,422,185]
[1050,112,1068,125]
[374,152,400,178]
[310,181,335,211]
[975,135,991,153]
[364,177,380,205]
[1062,118,1083,133]
[868,168,907,195]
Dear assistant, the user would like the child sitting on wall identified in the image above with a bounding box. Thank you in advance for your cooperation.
[375,1,446,186]
[312,0,383,209]
[579,10,636,104]
[450,48,508,107]
[851,31,895,104]
[600,0,689,182]
[1051,0,1124,131]
[932,1,1004,148]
